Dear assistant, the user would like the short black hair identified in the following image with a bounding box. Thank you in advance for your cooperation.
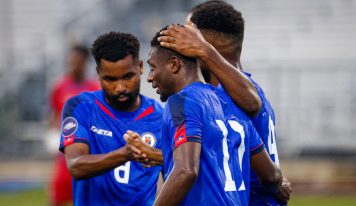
[71,45,89,58]
[190,0,231,13]
[190,1,244,42]
[91,31,140,67]
[151,26,196,66]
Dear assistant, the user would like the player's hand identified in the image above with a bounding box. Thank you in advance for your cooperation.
[124,130,163,166]
[124,143,148,162]
[158,24,212,59]
[124,131,154,163]
[123,132,148,162]
[275,177,292,204]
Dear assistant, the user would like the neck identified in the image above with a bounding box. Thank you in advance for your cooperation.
[106,94,142,113]
[174,71,201,93]
[125,95,141,112]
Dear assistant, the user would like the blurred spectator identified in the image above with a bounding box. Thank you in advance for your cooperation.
[47,45,100,206]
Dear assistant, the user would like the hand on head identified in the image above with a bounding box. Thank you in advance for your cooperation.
[157,24,211,59]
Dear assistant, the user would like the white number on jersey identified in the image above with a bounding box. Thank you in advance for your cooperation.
[216,120,246,192]
[114,161,131,184]
[267,116,280,166]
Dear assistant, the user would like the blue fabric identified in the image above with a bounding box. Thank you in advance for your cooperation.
[243,72,284,206]
[161,82,248,205]
[59,90,163,206]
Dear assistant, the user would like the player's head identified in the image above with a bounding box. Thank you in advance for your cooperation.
[92,31,143,111]
[147,25,197,102]
[68,44,90,79]
[189,1,244,68]
[186,0,231,23]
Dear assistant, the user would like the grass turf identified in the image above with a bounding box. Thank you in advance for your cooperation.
[0,189,356,206]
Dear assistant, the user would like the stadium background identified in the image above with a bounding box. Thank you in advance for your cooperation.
[0,0,355,205]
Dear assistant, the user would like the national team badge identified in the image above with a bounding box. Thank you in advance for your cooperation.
[141,132,157,147]
[62,117,78,137]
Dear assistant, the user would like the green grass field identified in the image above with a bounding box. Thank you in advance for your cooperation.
[0,189,356,206]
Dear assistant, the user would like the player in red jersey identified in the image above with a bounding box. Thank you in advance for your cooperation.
[48,45,99,206]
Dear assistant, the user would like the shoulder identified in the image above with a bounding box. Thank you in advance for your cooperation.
[62,91,98,118]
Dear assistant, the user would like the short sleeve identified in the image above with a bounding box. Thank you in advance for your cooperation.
[249,122,265,156]
[59,95,91,152]
[167,94,203,150]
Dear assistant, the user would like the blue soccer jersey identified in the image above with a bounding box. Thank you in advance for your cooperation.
[59,90,163,206]
[214,85,265,205]
[243,72,284,206]
[161,82,263,205]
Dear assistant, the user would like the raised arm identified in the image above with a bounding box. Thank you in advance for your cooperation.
[158,24,261,116]
[154,142,201,206]
[64,142,145,180]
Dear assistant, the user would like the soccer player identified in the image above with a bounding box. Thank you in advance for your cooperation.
[125,26,282,205]
[158,1,292,205]
[59,31,163,206]
[48,45,100,206]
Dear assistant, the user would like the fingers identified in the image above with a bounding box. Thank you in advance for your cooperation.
[126,130,141,141]
[160,28,177,37]
[159,42,176,50]
[127,144,141,155]
[123,133,129,141]
[157,36,176,44]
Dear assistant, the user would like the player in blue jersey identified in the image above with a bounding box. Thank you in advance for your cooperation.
[59,31,163,206]
[157,1,292,205]
[123,26,283,206]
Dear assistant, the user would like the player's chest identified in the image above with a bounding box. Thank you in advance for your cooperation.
[88,112,161,150]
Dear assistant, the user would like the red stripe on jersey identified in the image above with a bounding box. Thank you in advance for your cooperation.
[135,105,154,121]
[64,134,74,147]
[95,99,116,120]
[174,124,187,148]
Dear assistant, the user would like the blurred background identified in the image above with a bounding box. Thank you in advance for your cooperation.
[0,0,355,205]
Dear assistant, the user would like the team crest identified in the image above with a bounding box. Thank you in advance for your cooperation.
[141,132,156,147]
[62,117,78,137]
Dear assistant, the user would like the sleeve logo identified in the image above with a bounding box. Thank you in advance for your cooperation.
[62,117,78,137]
[141,132,156,147]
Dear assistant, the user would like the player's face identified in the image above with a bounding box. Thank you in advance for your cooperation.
[68,50,87,76]
[147,48,175,102]
[98,55,143,111]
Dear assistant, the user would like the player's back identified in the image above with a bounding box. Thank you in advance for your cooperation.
[59,90,163,206]
[213,85,265,205]
[243,72,284,205]
[161,82,246,205]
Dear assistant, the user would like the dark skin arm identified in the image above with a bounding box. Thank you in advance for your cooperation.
[124,130,163,166]
[158,24,262,117]
[64,142,146,180]
[251,149,291,203]
[154,142,201,206]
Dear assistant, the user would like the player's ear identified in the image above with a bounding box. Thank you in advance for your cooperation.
[138,59,143,75]
[169,56,181,74]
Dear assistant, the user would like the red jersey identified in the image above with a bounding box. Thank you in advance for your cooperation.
[50,75,100,119]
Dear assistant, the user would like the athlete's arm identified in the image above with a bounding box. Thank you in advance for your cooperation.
[158,24,261,116]
[64,142,146,180]
[251,148,282,194]
[154,142,201,206]
[124,131,164,166]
